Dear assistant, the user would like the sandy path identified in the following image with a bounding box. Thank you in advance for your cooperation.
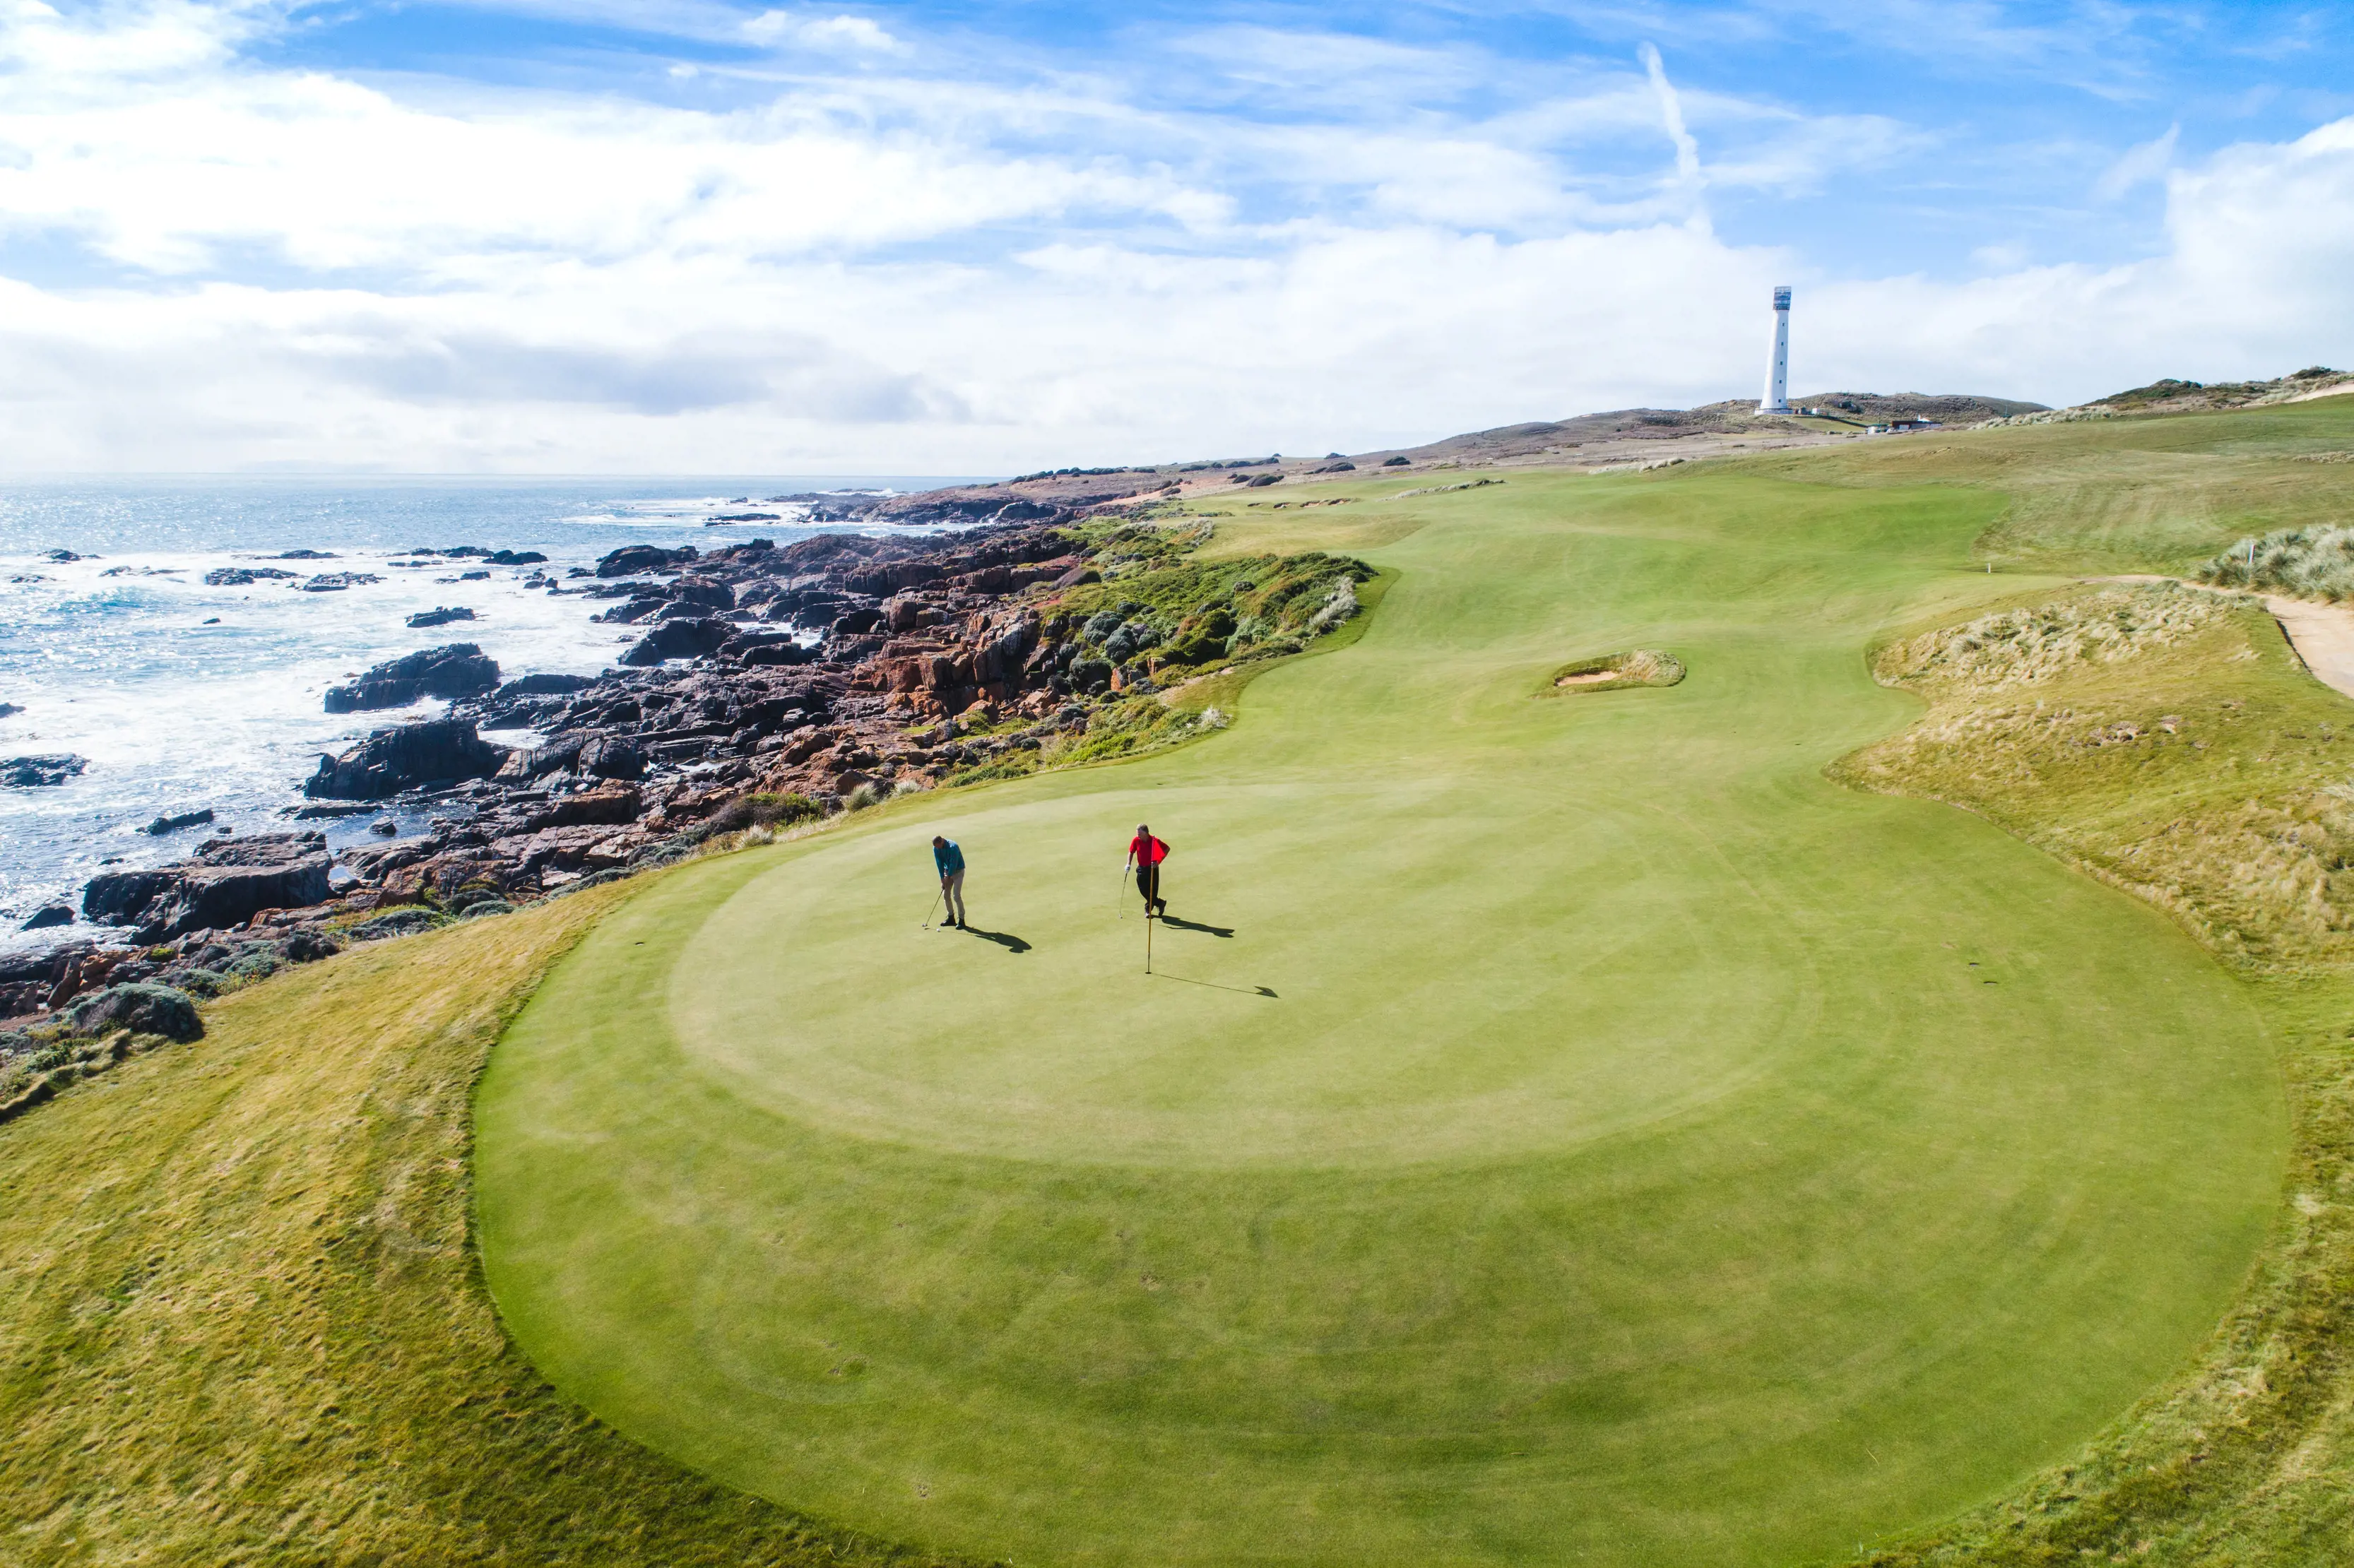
[2261,595,2354,699]
[2094,574,2354,703]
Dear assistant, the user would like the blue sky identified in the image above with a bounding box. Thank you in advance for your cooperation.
[3,0,2352,470]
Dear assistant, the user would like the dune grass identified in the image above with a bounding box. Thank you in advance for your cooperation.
[477,456,2289,1568]
[0,885,962,1567]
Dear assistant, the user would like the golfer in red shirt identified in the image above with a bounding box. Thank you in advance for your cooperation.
[1127,824,1169,917]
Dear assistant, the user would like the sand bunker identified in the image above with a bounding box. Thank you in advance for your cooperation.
[1548,648,1686,692]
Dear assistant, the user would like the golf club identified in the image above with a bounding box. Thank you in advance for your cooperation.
[921,886,942,930]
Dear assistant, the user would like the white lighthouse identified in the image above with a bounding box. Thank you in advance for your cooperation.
[1757,285,1792,415]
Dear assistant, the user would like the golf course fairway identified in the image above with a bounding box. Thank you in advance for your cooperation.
[476,467,2285,1568]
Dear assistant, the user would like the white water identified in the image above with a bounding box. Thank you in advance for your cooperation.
[0,476,972,949]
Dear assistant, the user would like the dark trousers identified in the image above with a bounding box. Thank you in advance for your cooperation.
[1135,862,1161,910]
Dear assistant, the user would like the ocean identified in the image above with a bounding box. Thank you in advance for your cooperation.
[0,475,974,951]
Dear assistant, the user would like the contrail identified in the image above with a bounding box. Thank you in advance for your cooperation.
[1640,42,1703,191]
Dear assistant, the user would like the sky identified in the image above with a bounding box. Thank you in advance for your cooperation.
[2,1,2352,473]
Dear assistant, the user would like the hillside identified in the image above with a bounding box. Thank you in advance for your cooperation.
[1983,365,2354,427]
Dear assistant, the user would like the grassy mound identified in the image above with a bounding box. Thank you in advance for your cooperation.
[0,886,962,1567]
[478,460,2283,1567]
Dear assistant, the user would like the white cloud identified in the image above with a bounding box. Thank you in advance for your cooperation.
[742,10,900,53]
[2094,123,2179,201]
[0,4,2348,473]
[1639,43,1701,191]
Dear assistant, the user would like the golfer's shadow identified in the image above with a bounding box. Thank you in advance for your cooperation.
[959,925,1031,954]
[1146,913,1270,996]
[1157,915,1235,938]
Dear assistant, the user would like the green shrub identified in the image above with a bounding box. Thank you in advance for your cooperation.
[348,908,451,942]
[705,792,824,834]
[61,983,203,1043]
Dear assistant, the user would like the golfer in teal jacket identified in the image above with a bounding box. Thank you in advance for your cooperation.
[932,835,966,929]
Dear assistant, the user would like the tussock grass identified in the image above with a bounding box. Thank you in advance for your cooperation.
[2199,524,2354,600]
[0,883,966,1568]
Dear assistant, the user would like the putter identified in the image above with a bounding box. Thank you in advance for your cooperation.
[1145,898,1154,975]
[922,886,942,931]
[1116,861,1131,920]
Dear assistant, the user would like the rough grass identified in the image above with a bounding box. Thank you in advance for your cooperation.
[1750,393,2354,576]
[1832,570,2354,1565]
[0,883,968,1568]
[1837,582,2354,969]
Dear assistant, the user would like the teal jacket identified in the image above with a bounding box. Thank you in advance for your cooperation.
[934,841,964,877]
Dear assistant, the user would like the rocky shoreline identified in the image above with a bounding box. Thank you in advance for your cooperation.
[0,487,1377,1052]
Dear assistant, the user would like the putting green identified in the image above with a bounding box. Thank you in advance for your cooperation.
[478,468,2284,1568]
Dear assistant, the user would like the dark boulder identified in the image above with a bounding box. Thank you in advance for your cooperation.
[2,754,85,788]
[203,566,296,586]
[524,784,641,832]
[494,672,596,701]
[83,868,179,924]
[596,544,697,578]
[665,574,737,612]
[579,736,646,780]
[486,550,548,566]
[1382,455,1411,466]
[277,549,337,560]
[63,983,203,1042]
[142,808,215,835]
[184,833,322,868]
[619,617,731,665]
[305,718,508,800]
[406,606,476,629]
[324,644,500,713]
[19,905,72,931]
[279,929,342,963]
[84,835,333,941]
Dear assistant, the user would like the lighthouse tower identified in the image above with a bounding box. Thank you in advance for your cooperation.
[1757,285,1792,415]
